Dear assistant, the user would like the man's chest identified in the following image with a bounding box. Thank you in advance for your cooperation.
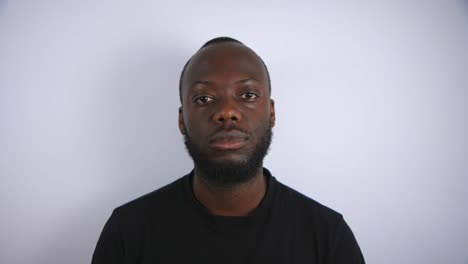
[130,220,324,264]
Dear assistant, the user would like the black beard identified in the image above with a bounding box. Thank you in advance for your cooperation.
[184,123,273,187]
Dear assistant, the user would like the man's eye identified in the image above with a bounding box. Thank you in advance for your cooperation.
[194,95,214,104]
[241,92,259,100]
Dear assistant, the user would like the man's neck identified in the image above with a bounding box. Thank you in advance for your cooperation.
[192,166,267,217]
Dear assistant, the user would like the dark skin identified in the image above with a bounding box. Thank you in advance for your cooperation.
[178,42,275,216]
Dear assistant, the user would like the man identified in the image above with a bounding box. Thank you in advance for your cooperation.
[92,37,365,263]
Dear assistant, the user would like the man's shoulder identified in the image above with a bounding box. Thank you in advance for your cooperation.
[275,179,343,223]
[112,175,187,219]
[273,178,365,263]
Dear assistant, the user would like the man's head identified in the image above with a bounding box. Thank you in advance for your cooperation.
[178,37,271,103]
[178,37,275,187]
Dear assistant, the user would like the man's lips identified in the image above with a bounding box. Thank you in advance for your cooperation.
[209,130,249,151]
[209,137,248,150]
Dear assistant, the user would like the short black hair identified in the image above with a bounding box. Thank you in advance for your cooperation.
[178,37,271,103]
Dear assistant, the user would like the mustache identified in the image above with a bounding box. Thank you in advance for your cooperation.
[208,124,250,141]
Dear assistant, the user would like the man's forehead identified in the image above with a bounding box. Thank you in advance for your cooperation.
[192,42,256,61]
[184,42,266,81]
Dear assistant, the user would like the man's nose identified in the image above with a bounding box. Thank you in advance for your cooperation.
[212,99,241,126]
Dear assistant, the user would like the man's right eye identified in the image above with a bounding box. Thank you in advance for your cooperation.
[193,95,214,105]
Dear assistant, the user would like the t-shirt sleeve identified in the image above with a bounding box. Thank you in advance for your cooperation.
[328,216,365,264]
[92,209,124,264]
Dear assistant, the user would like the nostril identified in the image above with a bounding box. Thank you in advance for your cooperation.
[213,109,240,124]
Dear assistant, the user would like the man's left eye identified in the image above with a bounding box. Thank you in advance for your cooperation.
[241,92,259,100]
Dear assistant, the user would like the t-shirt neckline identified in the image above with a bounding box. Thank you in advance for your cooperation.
[182,167,277,231]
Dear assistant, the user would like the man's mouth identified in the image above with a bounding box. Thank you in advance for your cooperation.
[209,137,247,150]
[209,130,249,151]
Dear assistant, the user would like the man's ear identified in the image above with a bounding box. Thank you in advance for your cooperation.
[178,107,186,135]
[270,99,276,127]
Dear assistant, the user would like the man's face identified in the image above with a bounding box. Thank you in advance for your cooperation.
[179,42,275,186]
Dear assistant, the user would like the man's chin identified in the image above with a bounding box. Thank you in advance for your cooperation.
[192,151,258,186]
[183,126,272,186]
[196,162,258,187]
[208,152,250,164]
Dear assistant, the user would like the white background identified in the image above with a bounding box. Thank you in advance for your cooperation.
[1,1,467,263]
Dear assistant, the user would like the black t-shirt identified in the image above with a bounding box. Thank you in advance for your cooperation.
[92,168,365,264]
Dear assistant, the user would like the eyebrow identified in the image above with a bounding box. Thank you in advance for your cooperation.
[189,78,260,89]
[190,80,212,88]
[235,77,259,84]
